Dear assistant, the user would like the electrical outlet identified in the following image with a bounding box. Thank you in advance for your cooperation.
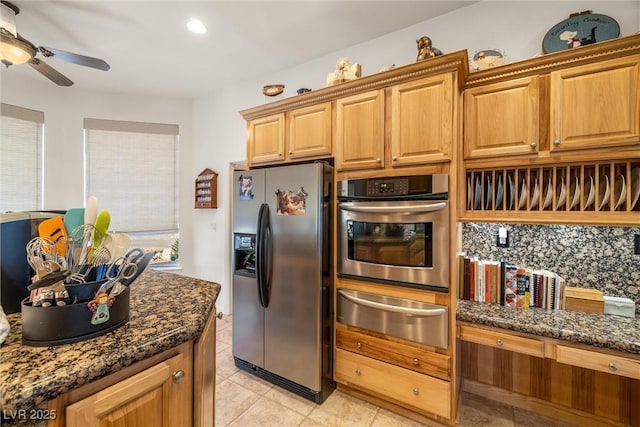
[497,226,509,248]
[634,234,640,255]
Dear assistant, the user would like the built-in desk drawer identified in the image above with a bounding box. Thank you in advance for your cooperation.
[556,345,640,380]
[335,348,450,419]
[458,324,545,358]
[336,324,450,380]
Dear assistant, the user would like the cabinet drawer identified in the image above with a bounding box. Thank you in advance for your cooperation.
[556,345,640,380]
[336,325,450,380]
[335,348,450,419]
[458,325,545,358]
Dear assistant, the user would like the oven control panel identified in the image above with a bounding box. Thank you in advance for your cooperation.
[367,178,408,196]
[338,174,448,199]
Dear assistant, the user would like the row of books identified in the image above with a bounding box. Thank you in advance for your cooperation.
[458,256,566,309]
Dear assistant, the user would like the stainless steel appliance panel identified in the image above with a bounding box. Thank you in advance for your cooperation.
[337,288,448,349]
[264,163,324,391]
[232,272,264,367]
[338,200,449,289]
[233,169,266,235]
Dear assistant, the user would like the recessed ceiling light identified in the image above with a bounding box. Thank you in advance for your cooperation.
[186,19,207,34]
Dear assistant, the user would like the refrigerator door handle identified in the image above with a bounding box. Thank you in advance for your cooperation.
[262,203,272,308]
[256,203,266,308]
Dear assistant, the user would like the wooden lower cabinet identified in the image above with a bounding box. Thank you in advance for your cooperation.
[335,348,451,419]
[459,323,640,426]
[48,310,218,427]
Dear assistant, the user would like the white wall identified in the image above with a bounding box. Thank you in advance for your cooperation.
[2,2,638,315]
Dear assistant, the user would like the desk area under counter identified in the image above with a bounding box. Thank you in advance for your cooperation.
[456,300,640,426]
[1,270,221,427]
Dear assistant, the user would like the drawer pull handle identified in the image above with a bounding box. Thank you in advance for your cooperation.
[609,363,618,372]
[496,339,504,346]
[216,312,223,320]
[413,388,419,396]
[413,358,420,366]
[355,369,361,376]
[356,342,362,349]
[172,370,185,383]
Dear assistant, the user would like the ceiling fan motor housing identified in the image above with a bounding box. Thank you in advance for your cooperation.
[0,1,19,37]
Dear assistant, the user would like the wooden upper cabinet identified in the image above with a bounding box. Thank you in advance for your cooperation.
[550,54,640,152]
[247,113,285,166]
[66,352,192,427]
[335,90,385,171]
[391,73,455,166]
[287,102,332,160]
[464,76,539,159]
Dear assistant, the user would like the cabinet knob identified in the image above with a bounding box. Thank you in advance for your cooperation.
[289,151,293,155]
[356,341,362,349]
[172,370,186,383]
[216,312,223,320]
[392,156,398,162]
[375,158,382,163]
[553,139,561,146]
[496,339,504,346]
[608,363,618,372]
[355,369,361,376]
[530,142,537,149]
[413,358,420,366]
[413,388,419,396]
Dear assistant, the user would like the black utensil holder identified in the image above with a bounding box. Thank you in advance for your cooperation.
[21,286,130,347]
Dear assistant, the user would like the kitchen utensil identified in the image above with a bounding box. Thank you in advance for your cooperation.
[27,269,71,291]
[120,251,154,286]
[598,175,610,210]
[556,177,566,209]
[65,279,107,303]
[66,224,102,272]
[37,216,67,256]
[542,178,553,209]
[569,176,581,210]
[94,250,140,297]
[84,196,98,227]
[92,210,110,248]
[631,167,640,209]
[613,173,626,210]
[26,237,62,279]
[584,175,595,209]
[495,174,503,208]
[104,233,131,262]
[63,208,84,236]
[518,177,527,209]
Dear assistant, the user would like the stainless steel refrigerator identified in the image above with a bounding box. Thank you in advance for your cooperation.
[231,162,335,403]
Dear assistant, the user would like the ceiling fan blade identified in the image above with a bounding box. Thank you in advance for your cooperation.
[38,46,110,71]
[28,57,73,86]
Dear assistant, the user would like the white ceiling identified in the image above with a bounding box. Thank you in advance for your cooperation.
[2,1,475,98]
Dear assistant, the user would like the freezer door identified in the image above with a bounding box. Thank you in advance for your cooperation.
[232,272,264,367]
[264,163,327,391]
[233,169,265,235]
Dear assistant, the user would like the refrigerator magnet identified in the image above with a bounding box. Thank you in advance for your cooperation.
[238,175,254,201]
[275,187,308,215]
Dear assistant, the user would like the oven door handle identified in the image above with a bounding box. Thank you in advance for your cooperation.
[338,289,446,316]
[338,202,447,214]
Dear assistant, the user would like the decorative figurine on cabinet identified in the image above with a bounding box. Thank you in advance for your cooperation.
[326,57,361,86]
[416,36,443,61]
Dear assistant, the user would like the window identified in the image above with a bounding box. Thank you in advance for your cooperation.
[0,103,43,212]
[84,118,179,263]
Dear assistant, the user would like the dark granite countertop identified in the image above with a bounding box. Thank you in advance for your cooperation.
[457,300,640,355]
[0,270,220,421]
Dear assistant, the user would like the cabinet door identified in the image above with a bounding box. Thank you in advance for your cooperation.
[550,55,640,152]
[247,113,285,166]
[66,353,192,427]
[391,73,454,166]
[287,102,332,160]
[335,90,385,171]
[464,76,539,159]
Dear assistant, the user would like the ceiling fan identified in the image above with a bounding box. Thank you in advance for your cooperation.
[0,0,109,86]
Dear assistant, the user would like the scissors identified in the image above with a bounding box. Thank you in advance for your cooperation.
[93,249,140,297]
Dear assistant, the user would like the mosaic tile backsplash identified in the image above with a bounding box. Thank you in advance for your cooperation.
[460,223,640,315]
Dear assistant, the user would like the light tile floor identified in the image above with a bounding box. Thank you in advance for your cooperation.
[215,315,574,427]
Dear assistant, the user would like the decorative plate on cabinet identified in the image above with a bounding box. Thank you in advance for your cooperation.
[542,12,620,54]
[469,49,506,71]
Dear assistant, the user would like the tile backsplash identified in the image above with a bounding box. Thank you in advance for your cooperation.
[460,223,640,315]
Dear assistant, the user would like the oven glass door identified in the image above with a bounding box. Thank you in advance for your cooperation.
[338,200,449,289]
[347,221,432,267]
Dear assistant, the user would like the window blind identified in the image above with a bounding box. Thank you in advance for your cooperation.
[84,118,178,233]
[0,103,43,212]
